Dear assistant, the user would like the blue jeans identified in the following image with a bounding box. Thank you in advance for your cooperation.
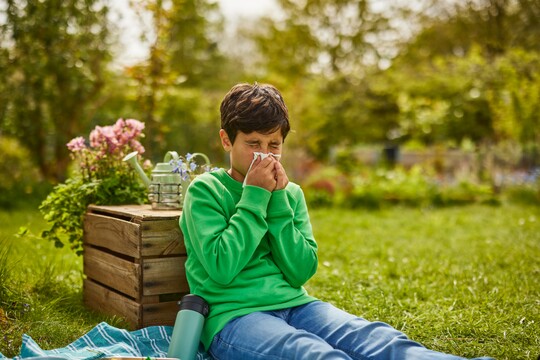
[208,301,493,360]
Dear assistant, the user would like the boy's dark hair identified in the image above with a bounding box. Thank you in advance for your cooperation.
[220,83,290,144]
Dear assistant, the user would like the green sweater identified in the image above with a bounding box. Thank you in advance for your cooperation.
[179,169,319,350]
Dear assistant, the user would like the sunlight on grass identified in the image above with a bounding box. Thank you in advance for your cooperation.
[307,204,540,359]
[0,204,539,359]
[0,209,128,357]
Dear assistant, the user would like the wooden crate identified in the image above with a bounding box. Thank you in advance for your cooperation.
[83,204,188,329]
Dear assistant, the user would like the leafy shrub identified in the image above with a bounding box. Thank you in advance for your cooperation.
[503,172,540,206]
[40,119,149,255]
[432,180,496,206]
[347,166,436,208]
[302,166,351,208]
[0,136,45,208]
[303,165,498,209]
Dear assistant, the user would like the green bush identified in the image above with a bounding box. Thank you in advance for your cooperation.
[0,136,46,208]
[348,166,436,208]
[432,180,496,206]
[302,166,351,208]
[40,174,146,255]
[302,165,499,209]
[504,184,540,206]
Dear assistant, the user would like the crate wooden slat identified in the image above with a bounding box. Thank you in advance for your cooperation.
[143,257,189,296]
[83,204,187,329]
[84,278,140,326]
[84,213,140,258]
[143,302,182,326]
[84,246,141,298]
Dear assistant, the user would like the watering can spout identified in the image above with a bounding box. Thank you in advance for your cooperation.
[123,151,151,187]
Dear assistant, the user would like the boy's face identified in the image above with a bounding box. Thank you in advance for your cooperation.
[219,129,283,182]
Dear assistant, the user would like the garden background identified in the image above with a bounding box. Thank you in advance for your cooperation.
[0,0,539,359]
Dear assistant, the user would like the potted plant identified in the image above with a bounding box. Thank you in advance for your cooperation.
[40,119,149,255]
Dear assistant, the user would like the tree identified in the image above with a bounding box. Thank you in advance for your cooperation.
[166,0,225,88]
[242,0,395,158]
[400,0,540,62]
[126,0,225,160]
[386,0,540,149]
[253,0,390,79]
[0,0,111,181]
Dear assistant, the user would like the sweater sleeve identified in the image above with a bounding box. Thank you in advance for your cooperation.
[181,179,272,285]
[266,186,318,288]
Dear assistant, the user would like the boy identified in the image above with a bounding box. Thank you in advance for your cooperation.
[179,83,492,360]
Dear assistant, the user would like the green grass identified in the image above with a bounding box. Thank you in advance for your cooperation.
[1,203,539,359]
[0,209,128,357]
[307,203,540,359]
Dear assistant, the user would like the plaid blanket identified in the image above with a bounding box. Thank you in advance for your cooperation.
[0,322,211,360]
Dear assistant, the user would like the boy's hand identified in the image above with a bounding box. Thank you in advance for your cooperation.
[245,156,277,192]
[274,161,289,190]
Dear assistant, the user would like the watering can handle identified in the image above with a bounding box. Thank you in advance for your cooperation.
[164,151,180,163]
[191,152,211,165]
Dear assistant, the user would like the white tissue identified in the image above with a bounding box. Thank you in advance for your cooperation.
[243,152,281,187]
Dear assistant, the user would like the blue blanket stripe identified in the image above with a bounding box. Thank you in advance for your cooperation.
[0,322,211,360]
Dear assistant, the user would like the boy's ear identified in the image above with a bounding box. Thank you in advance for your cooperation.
[219,129,232,151]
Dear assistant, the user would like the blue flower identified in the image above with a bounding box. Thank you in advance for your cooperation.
[170,159,185,174]
[170,153,214,179]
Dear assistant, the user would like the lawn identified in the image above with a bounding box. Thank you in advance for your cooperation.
[1,202,539,359]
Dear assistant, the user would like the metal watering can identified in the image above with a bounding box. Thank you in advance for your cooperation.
[123,151,209,210]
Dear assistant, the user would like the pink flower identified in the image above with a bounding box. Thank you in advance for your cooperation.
[112,119,126,140]
[142,159,152,170]
[121,119,145,143]
[126,119,145,134]
[67,137,86,152]
[130,140,145,154]
[89,126,105,148]
[102,126,119,153]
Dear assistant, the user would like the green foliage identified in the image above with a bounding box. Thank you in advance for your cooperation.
[432,180,495,206]
[385,46,540,151]
[2,0,539,188]
[504,173,540,206]
[0,0,112,181]
[485,48,540,145]
[40,175,146,255]
[401,0,540,60]
[302,166,351,208]
[157,87,224,162]
[256,0,390,78]
[348,166,437,208]
[298,75,400,159]
[0,136,47,208]
[165,0,225,88]
[39,120,149,255]
[302,165,498,209]
[243,0,540,160]
[124,0,227,161]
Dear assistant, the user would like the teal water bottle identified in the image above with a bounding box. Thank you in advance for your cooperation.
[167,294,209,360]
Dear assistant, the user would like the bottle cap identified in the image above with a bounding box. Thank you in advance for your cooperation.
[178,294,209,317]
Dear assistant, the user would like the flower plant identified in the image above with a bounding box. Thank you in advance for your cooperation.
[40,119,150,255]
